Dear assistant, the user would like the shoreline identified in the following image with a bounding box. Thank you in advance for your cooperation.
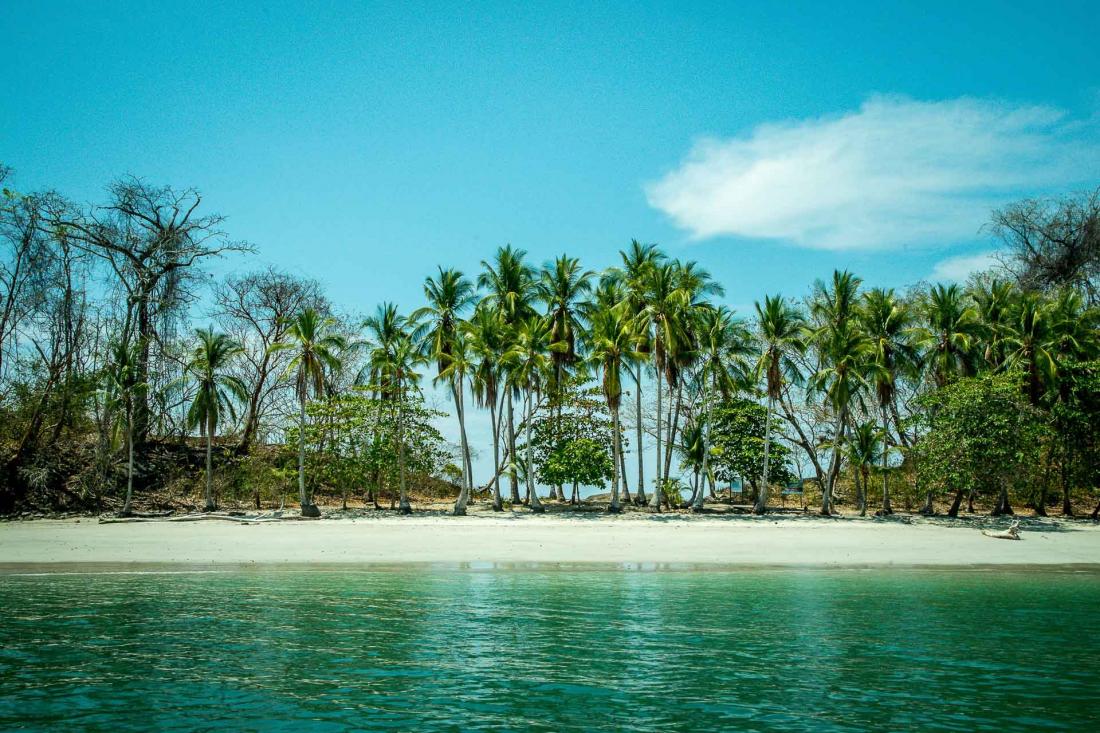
[3,513,1099,570]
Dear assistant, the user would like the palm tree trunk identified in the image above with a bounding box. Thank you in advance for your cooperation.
[692,376,713,512]
[609,405,622,512]
[822,409,846,516]
[490,395,503,511]
[664,379,684,486]
[526,390,544,513]
[650,366,663,511]
[619,441,631,503]
[858,467,868,516]
[204,415,215,511]
[398,390,410,514]
[755,394,774,514]
[298,396,310,514]
[507,391,520,504]
[634,364,646,505]
[1061,459,1073,517]
[123,407,134,516]
[453,383,470,516]
[880,405,893,514]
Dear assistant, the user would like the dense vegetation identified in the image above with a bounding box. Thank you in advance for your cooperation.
[2,165,1098,518]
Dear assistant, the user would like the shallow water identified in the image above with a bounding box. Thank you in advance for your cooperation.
[1,567,1098,731]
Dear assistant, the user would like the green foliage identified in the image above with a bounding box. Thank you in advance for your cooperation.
[913,373,1048,504]
[1051,360,1100,496]
[708,397,794,489]
[529,385,615,489]
[288,388,453,499]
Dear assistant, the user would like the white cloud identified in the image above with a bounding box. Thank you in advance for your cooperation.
[930,251,999,282]
[646,96,1100,250]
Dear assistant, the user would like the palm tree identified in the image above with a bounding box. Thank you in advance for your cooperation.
[411,267,477,502]
[969,279,1016,371]
[859,288,917,515]
[182,328,247,512]
[753,295,806,514]
[271,309,346,516]
[846,421,882,517]
[438,332,475,515]
[378,334,426,514]
[504,315,554,513]
[586,304,643,512]
[635,261,689,510]
[691,306,751,511]
[809,319,873,515]
[101,340,142,516]
[479,245,536,504]
[466,305,509,510]
[916,284,979,388]
[537,255,594,500]
[1003,292,1059,406]
[616,240,665,504]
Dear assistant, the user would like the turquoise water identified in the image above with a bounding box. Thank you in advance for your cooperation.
[1,567,1098,732]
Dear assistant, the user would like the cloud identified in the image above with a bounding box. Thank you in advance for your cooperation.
[930,251,999,282]
[646,96,1100,250]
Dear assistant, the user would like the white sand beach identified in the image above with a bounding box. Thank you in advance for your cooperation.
[2,513,1099,568]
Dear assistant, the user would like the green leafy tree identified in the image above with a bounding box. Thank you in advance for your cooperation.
[913,374,1047,516]
[709,398,793,497]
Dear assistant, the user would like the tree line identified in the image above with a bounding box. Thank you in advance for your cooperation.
[2,165,1098,518]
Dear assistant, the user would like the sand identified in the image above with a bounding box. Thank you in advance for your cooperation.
[2,512,1099,570]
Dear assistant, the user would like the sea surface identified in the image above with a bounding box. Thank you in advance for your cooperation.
[1,566,1097,731]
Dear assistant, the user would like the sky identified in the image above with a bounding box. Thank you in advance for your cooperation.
[3,1,1099,486]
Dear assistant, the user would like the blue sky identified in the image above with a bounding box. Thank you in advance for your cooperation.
[4,1,1098,488]
[4,0,1098,318]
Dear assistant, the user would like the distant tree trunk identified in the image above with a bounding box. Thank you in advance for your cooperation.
[609,405,622,513]
[619,444,632,504]
[663,379,683,484]
[490,396,503,511]
[821,410,846,516]
[1061,460,1073,517]
[692,376,713,512]
[507,392,521,504]
[990,485,1013,516]
[204,414,215,512]
[755,395,774,515]
[453,382,471,516]
[634,365,647,505]
[525,390,544,513]
[947,487,965,517]
[122,407,134,516]
[398,392,411,515]
[298,396,310,514]
[651,368,663,511]
[858,467,868,517]
[880,405,893,514]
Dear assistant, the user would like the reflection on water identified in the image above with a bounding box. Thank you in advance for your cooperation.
[1,567,1098,731]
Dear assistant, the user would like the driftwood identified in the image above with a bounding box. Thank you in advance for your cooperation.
[981,521,1021,540]
[99,512,316,525]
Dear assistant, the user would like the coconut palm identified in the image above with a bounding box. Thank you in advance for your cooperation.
[466,305,509,510]
[808,319,873,515]
[969,278,1016,371]
[846,421,882,517]
[504,315,554,513]
[916,284,980,388]
[438,332,475,515]
[182,328,247,512]
[271,308,346,516]
[753,295,806,514]
[411,267,477,497]
[586,304,644,512]
[1003,291,1059,406]
[101,340,142,516]
[691,306,752,511]
[537,255,594,500]
[377,333,426,514]
[858,288,917,514]
[635,261,690,510]
[479,246,536,503]
[615,240,665,504]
